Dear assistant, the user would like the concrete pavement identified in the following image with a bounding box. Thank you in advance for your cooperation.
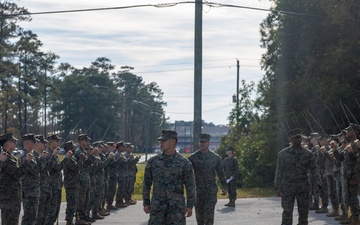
[49,198,337,225]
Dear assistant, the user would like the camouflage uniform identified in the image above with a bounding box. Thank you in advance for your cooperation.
[274,145,321,225]
[188,150,227,225]
[143,152,196,225]
[106,152,118,207]
[74,146,92,221]
[62,153,80,222]
[124,152,139,203]
[45,147,63,225]
[322,146,339,214]
[316,148,329,210]
[89,153,107,216]
[99,151,112,209]
[33,150,51,225]
[0,151,27,225]
[333,144,348,216]
[223,155,239,202]
[347,142,360,218]
[19,149,41,225]
[115,151,128,206]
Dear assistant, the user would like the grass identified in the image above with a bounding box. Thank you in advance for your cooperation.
[60,154,275,202]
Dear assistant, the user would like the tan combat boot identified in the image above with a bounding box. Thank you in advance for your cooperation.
[92,212,105,220]
[349,215,360,225]
[326,205,339,217]
[106,204,118,210]
[309,203,319,210]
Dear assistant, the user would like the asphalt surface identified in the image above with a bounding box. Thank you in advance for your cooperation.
[44,198,338,225]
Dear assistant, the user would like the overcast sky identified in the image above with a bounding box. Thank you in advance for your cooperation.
[18,0,273,125]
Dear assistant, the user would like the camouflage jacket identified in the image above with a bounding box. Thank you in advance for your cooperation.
[142,152,196,209]
[0,153,28,200]
[19,150,41,198]
[33,151,51,193]
[223,156,239,179]
[188,150,227,192]
[62,155,80,189]
[74,146,92,185]
[274,146,321,189]
[46,147,63,190]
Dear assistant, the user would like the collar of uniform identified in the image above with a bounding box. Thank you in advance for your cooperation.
[158,151,178,160]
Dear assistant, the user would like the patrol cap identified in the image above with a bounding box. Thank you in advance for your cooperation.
[157,130,178,141]
[35,135,48,144]
[225,146,235,153]
[116,141,124,148]
[345,123,360,132]
[310,132,320,138]
[106,141,114,146]
[47,134,62,141]
[0,133,18,146]
[78,134,91,142]
[92,141,102,147]
[288,129,302,139]
[22,133,40,142]
[199,133,211,142]
[63,140,76,151]
[337,130,347,137]
[100,141,108,147]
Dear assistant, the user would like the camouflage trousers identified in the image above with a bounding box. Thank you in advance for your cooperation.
[195,189,217,225]
[106,176,117,206]
[0,198,21,225]
[93,177,104,213]
[45,186,62,225]
[125,175,135,201]
[116,178,127,204]
[227,179,237,200]
[148,208,186,225]
[347,177,359,216]
[326,175,339,207]
[21,196,39,225]
[101,179,108,208]
[281,182,310,225]
[36,191,50,225]
[65,187,79,220]
[319,175,329,207]
[78,183,90,220]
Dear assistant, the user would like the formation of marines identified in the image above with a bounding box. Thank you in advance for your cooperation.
[0,132,141,225]
[275,123,360,225]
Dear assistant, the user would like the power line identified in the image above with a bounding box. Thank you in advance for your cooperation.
[3,1,359,23]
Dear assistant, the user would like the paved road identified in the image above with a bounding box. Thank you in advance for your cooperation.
[45,198,337,225]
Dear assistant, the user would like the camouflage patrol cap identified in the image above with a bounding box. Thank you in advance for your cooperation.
[345,123,360,132]
[225,146,235,153]
[92,141,102,147]
[22,133,40,142]
[78,134,91,142]
[116,141,124,148]
[199,133,211,142]
[310,132,320,138]
[288,129,302,139]
[35,135,48,144]
[337,130,347,137]
[47,134,62,141]
[63,140,76,151]
[0,133,18,146]
[157,130,178,141]
[106,141,114,146]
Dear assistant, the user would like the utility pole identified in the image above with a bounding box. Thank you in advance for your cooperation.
[236,59,240,125]
[193,0,202,152]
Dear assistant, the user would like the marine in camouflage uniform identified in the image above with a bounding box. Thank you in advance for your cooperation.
[106,141,119,210]
[343,124,360,224]
[74,134,94,224]
[314,137,329,214]
[115,141,128,208]
[143,130,195,225]
[274,129,321,225]
[45,134,63,225]
[0,133,27,225]
[124,144,140,205]
[62,141,85,225]
[98,141,113,213]
[223,147,239,207]
[19,133,41,225]
[33,135,51,225]
[332,131,349,222]
[188,133,227,225]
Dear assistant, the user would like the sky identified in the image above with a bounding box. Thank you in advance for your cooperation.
[18,0,273,125]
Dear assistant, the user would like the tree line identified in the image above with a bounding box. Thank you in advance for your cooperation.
[218,0,360,187]
[0,2,167,149]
